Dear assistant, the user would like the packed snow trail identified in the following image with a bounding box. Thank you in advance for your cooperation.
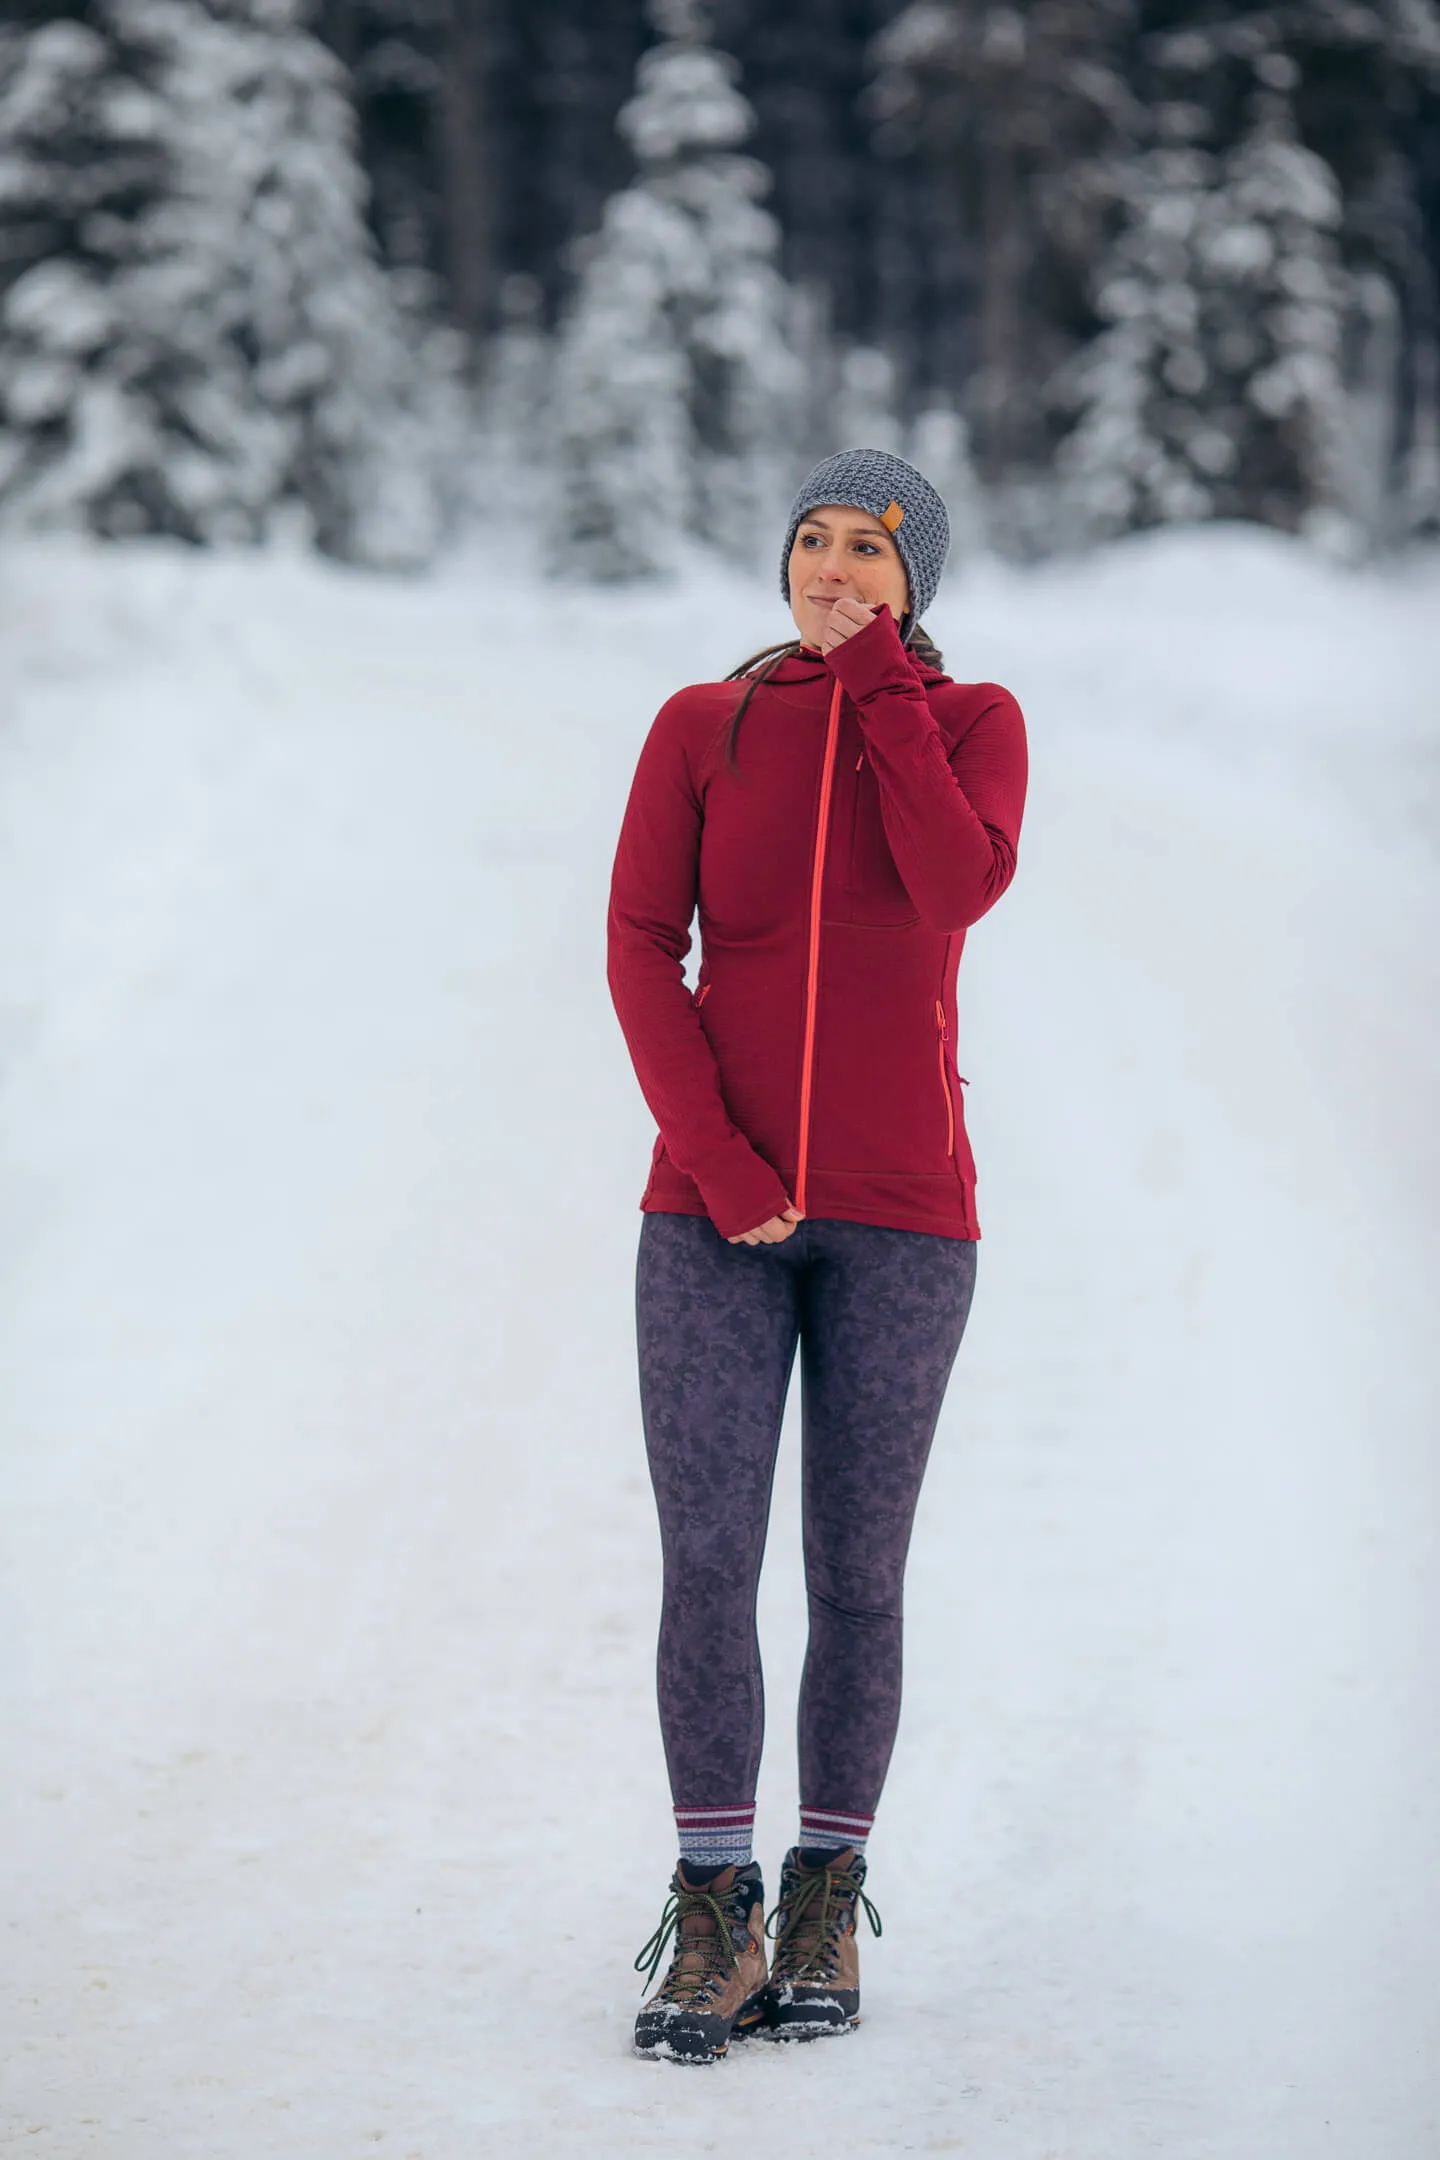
[1,530,1437,2157]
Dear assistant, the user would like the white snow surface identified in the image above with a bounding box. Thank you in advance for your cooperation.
[2,524,1438,2155]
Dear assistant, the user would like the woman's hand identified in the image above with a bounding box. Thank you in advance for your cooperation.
[817,595,883,656]
[728,1203,804,1246]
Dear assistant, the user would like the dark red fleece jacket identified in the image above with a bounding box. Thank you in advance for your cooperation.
[606,605,1028,1242]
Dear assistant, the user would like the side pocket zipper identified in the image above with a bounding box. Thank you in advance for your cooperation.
[933,999,954,1158]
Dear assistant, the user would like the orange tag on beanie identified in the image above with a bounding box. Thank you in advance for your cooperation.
[880,499,904,532]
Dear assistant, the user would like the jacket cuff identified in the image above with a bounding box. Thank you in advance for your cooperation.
[687,1133,792,1241]
[823,605,919,704]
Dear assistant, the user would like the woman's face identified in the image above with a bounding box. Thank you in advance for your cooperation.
[787,504,910,648]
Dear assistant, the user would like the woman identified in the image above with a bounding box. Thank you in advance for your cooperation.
[607,447,1028,2063]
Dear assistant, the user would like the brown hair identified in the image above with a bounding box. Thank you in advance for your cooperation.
[719,622,946,773]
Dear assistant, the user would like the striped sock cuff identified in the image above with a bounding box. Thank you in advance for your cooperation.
[674,1804,756,1869]
[798,1805,874,1856]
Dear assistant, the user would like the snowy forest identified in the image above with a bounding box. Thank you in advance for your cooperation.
[2,0,1439,571]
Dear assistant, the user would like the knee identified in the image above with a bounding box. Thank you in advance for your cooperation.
[806,1574,903,1629]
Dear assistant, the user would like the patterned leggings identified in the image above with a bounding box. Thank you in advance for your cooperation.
[635,1210,977,1824]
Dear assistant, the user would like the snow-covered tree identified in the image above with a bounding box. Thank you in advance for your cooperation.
[546,0,805,579]
[1050,4,1440,551]
[861,0,1440,552]
[0,0,456,565]
[0,14,163,515]
[1056,85,1354,544]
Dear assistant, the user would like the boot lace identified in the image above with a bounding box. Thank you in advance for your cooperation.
[634,1883,744,2006]
[765,1864,882,1986]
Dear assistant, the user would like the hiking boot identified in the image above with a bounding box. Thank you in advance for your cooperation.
[633,1859,769,2063]
[760,1845,882,2040]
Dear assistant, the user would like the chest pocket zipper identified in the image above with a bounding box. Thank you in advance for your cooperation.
[844,750,865,894]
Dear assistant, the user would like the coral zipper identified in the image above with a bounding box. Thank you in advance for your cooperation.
[934,999,955,1158]
[795,680,843,1216]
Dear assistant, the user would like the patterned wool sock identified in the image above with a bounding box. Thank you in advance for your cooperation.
[674,1803,756,1870]
[797,1805,873,1859]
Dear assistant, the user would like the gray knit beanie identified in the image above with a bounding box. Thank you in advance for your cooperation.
[779,447,950,643]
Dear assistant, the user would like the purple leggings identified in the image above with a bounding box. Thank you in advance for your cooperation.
[635,1210,977,1823]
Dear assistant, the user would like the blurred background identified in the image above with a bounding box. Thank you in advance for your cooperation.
[2,5,1438,2158]
[1,0,1439,566]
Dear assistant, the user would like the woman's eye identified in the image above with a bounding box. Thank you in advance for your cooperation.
[854,542,879,556]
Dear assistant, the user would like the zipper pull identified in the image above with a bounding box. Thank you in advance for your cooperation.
[856,751,864,770]
[934,998,947,1039]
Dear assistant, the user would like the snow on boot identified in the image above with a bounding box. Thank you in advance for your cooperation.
[633,1859,769,2063]
[760,1845,882,2040]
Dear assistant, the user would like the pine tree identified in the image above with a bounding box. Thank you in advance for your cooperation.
[0,12,168,514]
[1055,5,1440,550]
[865,0,1440,550]
[546,0,805,579]
[1056,84,1352,543]
[1276,0,1440,541]
[0,0,455,564]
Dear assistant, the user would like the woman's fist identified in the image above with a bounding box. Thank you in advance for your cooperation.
[728,1203,804,1246]
[817,595,883,655]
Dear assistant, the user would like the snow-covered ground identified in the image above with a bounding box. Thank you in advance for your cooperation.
[1,525,1437,2157]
